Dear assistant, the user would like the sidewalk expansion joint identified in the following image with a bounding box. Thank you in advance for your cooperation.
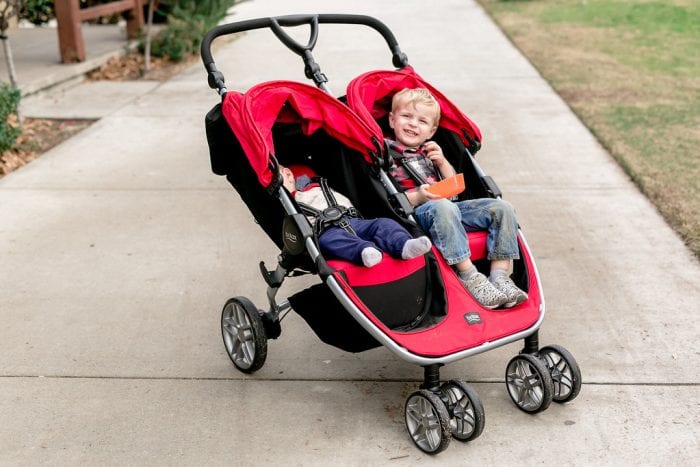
[1,375,698,386]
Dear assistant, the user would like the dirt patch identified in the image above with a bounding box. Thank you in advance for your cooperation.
[1,52,194,178]
[0,118,93,176]
[86,52,199,82]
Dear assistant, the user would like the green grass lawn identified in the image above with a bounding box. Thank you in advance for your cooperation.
[477,0,699,258]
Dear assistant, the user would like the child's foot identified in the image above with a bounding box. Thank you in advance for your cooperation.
[491,275,528,307]
[361,247,383,267]
[459,271,508,309]
[401,236,432,259]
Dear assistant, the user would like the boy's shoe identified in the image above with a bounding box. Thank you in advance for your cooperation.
[491,275,528,308]
[461,272,508,309]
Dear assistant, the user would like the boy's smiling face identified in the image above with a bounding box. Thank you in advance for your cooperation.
[389,100,439,148]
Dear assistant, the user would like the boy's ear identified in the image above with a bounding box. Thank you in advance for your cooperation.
[428,124,438,138]
[388,111,395,128]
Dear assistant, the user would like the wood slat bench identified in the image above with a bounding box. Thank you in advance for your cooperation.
[55,0,144,63]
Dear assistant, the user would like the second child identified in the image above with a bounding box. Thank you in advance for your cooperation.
[280,165,432,267]
[386,88,528,309]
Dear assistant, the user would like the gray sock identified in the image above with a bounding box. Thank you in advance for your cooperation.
[361,247,383,267]
[489,268,509,282]
[458,265,478,281]
[401,236,432,259]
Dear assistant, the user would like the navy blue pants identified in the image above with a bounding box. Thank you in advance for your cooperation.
[318,217,413,264]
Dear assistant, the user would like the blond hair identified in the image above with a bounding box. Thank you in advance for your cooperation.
[391,88,441,125]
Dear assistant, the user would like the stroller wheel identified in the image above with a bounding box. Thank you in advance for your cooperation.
[505,353,553,414]
[440,380,485,442]
[539,345,582,403]
[221,297,267,373]
[404,389,451,454]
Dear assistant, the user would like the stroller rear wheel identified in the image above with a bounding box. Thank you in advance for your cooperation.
[505,353,553,414]
[539,345,582,403]
[221,297,267,373]
[404,389,451,454]
[440,380,485,442]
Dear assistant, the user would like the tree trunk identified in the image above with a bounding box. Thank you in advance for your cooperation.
[144,0,155,72]
[1,36,23,124]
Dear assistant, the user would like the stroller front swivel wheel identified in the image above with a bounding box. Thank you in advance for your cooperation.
[539,344,582,403]
[404,389,451,454]
[440,379,485,442]
[221,297,267,373]
[505,353,553,414]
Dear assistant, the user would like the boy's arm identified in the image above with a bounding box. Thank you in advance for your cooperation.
[423,141,456,179]
[406,185,441,206]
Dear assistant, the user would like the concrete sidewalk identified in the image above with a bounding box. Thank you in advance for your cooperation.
[1,0,699,464]
[1,21,165,121]
[1,22,137,97]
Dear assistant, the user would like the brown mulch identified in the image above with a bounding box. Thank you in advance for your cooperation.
[86,52,199,81]
[1,52,194,178]
[0,118,94,176]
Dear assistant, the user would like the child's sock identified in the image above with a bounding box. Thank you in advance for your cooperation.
[401,236,432,259]
[361,247,383,267]
[489,268,509,283]
[458,265,478,282]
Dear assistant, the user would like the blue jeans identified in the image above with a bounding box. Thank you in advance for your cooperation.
[319,217,412,264]
[414,198,519,264]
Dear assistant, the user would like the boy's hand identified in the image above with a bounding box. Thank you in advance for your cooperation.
[422,141,447,167]
[422,141,456,178]
[410,184,441,206]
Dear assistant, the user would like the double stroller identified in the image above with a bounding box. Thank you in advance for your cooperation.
[202,14,581,454]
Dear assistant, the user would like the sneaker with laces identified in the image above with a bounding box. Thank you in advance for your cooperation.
[461,272,508,309]
[492,275,528,308]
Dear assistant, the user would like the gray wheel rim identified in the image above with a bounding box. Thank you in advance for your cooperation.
[405,394,443,452]
[506,358,545,411]
[444,385,477,439]
[541,349,574,400]
[221,301,256,370]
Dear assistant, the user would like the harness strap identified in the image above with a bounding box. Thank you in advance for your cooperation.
[296,177,360,237]
[318,177,339,208]
[298,202,321,218]
[385,140,437,187]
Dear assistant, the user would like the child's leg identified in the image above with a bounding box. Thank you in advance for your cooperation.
[455,198,519,262]
[350,218,430,259]
[414,199,472,265]
[455,198,526,307]
[415,200,508,308]
[318,226,379,265]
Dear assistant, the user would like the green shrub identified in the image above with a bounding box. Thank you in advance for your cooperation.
[0,83,21,152]
[148,0,235,61]
[22,0,55,26]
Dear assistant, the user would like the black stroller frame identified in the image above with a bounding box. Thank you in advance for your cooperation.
[202,14,581,454]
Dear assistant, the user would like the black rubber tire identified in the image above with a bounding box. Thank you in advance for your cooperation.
[539,344,582,403]
[505,353,554,414]
[441,379,485,442]
[220,297,267,373]
[404,389,452,454]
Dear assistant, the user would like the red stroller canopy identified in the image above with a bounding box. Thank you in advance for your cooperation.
[346,67,482,150]
[221,80,384,187]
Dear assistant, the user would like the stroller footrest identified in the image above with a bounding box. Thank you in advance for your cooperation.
[260,261,283,288]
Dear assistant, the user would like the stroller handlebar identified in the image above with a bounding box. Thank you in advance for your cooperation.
[201,14,409,95]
